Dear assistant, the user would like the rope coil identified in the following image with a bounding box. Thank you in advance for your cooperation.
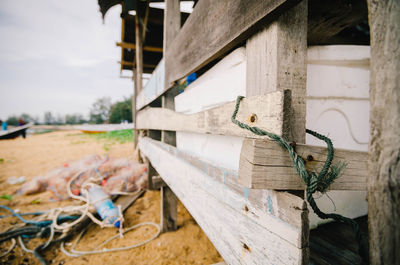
[231,95,368,263]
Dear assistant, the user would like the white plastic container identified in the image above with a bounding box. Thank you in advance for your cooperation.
[88,186,120,228]
[175,45,370,229]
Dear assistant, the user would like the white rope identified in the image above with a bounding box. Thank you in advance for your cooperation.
[13,163,159,259]
[60,221,160,256]
[0,238,16,257]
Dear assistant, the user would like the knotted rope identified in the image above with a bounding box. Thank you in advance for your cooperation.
[231,95,368,263]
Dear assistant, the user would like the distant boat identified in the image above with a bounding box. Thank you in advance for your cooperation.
[0,123,33,140]
[75,123,134,134]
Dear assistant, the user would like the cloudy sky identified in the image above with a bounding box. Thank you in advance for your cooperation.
[0,0,133,121]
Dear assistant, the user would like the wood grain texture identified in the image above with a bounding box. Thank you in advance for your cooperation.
[244,2,309,262]
[138,137,308,264]
[161,185,177,232]
[246,0,307,143]
[136,59,165,110]
[163,0,180,52]
[239,138,367,190]
[164,0,301,89]
[116,42,163,53]
[137,91,285,138]
[367,0,400,264]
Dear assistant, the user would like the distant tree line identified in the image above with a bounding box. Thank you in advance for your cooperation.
[90,96,132,124]
[1,96,133,125]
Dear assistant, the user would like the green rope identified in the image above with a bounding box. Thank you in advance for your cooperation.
[232,96,368,263]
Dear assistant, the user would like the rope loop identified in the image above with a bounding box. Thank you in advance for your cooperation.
[232,95,368,263]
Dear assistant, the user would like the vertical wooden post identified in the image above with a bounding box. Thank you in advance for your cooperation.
[245,0,309,262]
[246,0,307,143]
[160,0,181,233]
[132,68,138,148]
[133,0,146,149]
[163,0,180,52]
[367,0,400,263]
[135,8,143,94]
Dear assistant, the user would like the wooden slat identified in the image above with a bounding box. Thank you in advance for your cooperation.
[246,0,307,143]
[118,61,157,68]
[137,91,286,138]
[136,59,165,110]
[244,2,309,262]
[116,42,163,53]
[239,138,367,190]
[139,137,308,264]
[164,0,301,89]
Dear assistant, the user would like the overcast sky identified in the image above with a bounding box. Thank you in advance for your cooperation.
[0,0,133,121]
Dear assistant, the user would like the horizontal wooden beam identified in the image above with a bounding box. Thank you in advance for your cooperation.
[116,42,163,53]
[137,91,286,138]
[164,0,301,89]
[118,60,157,68]
[138,137,308,264]
[239,138,367,190]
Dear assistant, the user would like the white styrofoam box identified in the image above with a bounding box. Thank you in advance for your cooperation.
[175,47,246,114]
[176,132,244,171]
[306,45,370,228]
[175,47,247,172]
[175,45,370,229]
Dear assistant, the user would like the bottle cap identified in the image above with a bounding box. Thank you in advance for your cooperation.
[114,221,121,228]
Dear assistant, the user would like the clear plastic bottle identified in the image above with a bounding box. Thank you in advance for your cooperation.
[88,186,120,228]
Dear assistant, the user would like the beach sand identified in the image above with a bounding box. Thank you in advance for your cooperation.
[0,131,222,265]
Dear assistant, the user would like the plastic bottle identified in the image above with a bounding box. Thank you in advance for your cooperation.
[88,186,120,228]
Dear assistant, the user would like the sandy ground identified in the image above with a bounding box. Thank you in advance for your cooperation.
[0,131,222,265]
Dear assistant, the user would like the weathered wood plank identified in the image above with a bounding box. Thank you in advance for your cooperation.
[245,2,309,263]
[136,59,165,110]
[163,0,180,52]
[116,42,163,53]
[238,138,367,190]
[139,137,308,243]
[246,0,307,142]
[161,185,177,232]
[367,0,400,263]
[138,137,308,264]
[164,0,301,89]
[137,91,286,138]
[159,1,181,232]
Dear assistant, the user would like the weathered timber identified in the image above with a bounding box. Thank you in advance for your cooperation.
[367,0,400,264]
[246,0,307,143]
[164,0,301,89]
[137,91,285,138]
[245,1,309,263]
[116,42,163,53]
[135,4,144,93]
[137,59,165,110]
[161,185,177,232]
[158,0,181,233]
[138,137,309,264]
[137,1,368,110]
[238,138,367,190]
[118,61,157,68]
[163,0,180,52]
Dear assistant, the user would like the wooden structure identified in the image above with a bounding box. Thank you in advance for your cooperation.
[97,0,400,264]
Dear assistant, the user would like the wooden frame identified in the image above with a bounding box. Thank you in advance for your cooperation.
[128,0,400,263]
[139,137,308,264]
